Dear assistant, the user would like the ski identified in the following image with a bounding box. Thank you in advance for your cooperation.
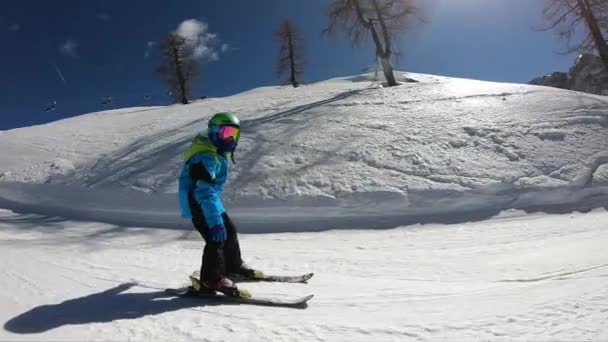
[232,272,314,283]
[191,270,314,283]
[164,287,314,308]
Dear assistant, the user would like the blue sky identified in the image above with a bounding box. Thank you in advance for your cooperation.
[0,0,579,130]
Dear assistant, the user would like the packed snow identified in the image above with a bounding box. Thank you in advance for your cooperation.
[1,208,607,341]
[1,72,608,340]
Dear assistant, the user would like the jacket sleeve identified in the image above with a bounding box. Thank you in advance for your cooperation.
[178,164,193,219]
[190,154,225,228]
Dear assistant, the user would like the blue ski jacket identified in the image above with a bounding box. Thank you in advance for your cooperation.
[178,135,230,229]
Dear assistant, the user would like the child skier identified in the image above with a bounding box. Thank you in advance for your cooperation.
[178,112,255,295]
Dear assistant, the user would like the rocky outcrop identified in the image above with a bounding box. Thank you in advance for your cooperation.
[530,72,569,89]
[530,53,608,96]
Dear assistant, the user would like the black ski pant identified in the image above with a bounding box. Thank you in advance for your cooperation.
[188,192,245,284]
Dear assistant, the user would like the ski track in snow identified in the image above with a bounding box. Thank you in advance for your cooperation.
[1,209,608,341]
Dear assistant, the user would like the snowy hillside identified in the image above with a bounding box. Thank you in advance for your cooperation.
[1,72,608,341]
[1,72,608,228]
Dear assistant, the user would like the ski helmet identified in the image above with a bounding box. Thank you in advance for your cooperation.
[208,112,240,153]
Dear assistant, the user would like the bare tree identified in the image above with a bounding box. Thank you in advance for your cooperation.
[276,19,305,88]
[324,0,418,87]
[157,33,199,104]
[541,0,608,68]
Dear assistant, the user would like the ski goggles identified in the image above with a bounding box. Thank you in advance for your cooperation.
[218,125,240,141]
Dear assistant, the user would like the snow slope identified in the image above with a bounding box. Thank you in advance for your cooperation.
[1,72,608,227]
[1,72,608,340]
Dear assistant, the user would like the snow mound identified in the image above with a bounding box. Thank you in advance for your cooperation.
[592,165,608,186]
[1,71,608,230]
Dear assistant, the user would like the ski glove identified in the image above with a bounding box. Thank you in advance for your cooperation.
[208,224,227,243]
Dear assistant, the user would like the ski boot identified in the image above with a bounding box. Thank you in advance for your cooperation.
[191,275,250,298]
[230,262,266,280]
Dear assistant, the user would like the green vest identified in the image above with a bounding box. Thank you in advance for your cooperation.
[183,135,224,162]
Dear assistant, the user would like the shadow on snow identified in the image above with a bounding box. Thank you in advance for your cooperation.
[3,283,240,334]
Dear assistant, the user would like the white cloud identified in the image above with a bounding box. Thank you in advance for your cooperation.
[59,39,78,57]
[8,23,20,31]
[175,19,221,61]
[221,43,229,53]
[144,41,156,59]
